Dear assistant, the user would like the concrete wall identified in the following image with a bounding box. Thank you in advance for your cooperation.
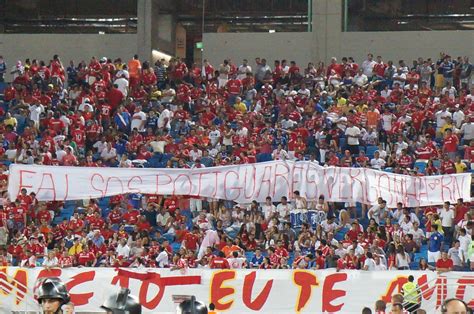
[0,33,138,81]
[203,32,314,68]
[341,31,474,64]
[203,0,473,66]
[203,30,474,66]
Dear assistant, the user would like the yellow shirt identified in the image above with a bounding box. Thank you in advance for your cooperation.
[440,123,454,136]
[234,102,247,113]
[4,117,17,127]
[455,161,467,173]
[68,243,83,256]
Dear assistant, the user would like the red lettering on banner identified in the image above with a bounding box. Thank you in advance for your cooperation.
[349,168,366,204]
[417,274,447,309]
[0,267,28,305]
[376,173,392,206]
[242,271,273,310]
[223,171,241,200]
[392,176,403,205]
[256,166,272,199]
[36,173,57,200]
[243,165,256,199]
[193,171,220,198]
[127,176,143,194]
[138,275,165,309]
[305,164,318,199]
[273,163,290,198]
[210,270,236,310]
[455,276,474,308]
[66,270,95,306]
[155,174,172,195]
[338,169,350,200]
[322,273,347,312]
[173,174,192,196]
[64,174,70,200]
[293,270,319,312]
[322,168,338,198]
[105,177,124,195]
[291,164,303,195]
[418,177,429,204]
[380,276,407,303]
[440,176,453,201]
[36,268,62,280]
[90,173,105,197]
[17,169,36,196]
[403,177,418,207]
[110,273,130,288]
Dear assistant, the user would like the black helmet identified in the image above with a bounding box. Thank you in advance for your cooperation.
[37,277,70,305]
[176,300,208,314]
[101,288,141,314]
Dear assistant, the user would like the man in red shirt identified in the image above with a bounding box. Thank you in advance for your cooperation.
[435,251,453,272]
[454,198,469,225]
[440,154,456,174]
[76,245,96,267]
[123,206,140,225]
[443,128,459,160]
[183,227,200,251]
[209,251,230,269]
[398,149,413,169]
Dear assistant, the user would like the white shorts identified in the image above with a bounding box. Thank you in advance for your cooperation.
[428,250,440,263]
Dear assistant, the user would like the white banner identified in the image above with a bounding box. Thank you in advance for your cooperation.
[0,268,473,313]
[7,162,471,207]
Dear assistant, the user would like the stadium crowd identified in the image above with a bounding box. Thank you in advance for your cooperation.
[0,52,473,276]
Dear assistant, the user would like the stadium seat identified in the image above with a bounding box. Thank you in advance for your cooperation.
[414,160,427,174]
[365,146,378,159]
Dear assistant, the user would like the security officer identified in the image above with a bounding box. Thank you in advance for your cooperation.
[101,287,142,314]
[401,275,420,313]
[37,277,71,314]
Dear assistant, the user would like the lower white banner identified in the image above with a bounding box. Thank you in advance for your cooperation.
[0,267,473,313]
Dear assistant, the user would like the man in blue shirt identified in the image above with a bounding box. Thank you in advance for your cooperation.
[428,225,444,263]
[441,56,454,86]
[250,248,264,268]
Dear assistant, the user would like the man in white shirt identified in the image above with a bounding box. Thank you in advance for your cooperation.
[157,105,173,129]
[155,247,169,268]
[345,120,361,155]
[198,229,220,259]
[114,76,129,97]
[460,118,474,141]
[408,222,425,248]
[276,196,294,221]
[29,102,43,129]
[130,106,147,132]
[367,199,388,224]
[439,201,455,244]
[227,251,247,269]
[392,69,407,88]
[361,54,376,78]
[363,252,376,270]
[189,145,203,161]
[208,125,221,147]
[452,106,465,128]
[116,239,130,258]
[261,196,277,220]
[237,59,252,80]
[353,69,368,87]
[435,106,452,132]
[373,254,387,271]
[370,151,386,170]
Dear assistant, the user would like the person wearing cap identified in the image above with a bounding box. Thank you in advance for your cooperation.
[37,277,70,314]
